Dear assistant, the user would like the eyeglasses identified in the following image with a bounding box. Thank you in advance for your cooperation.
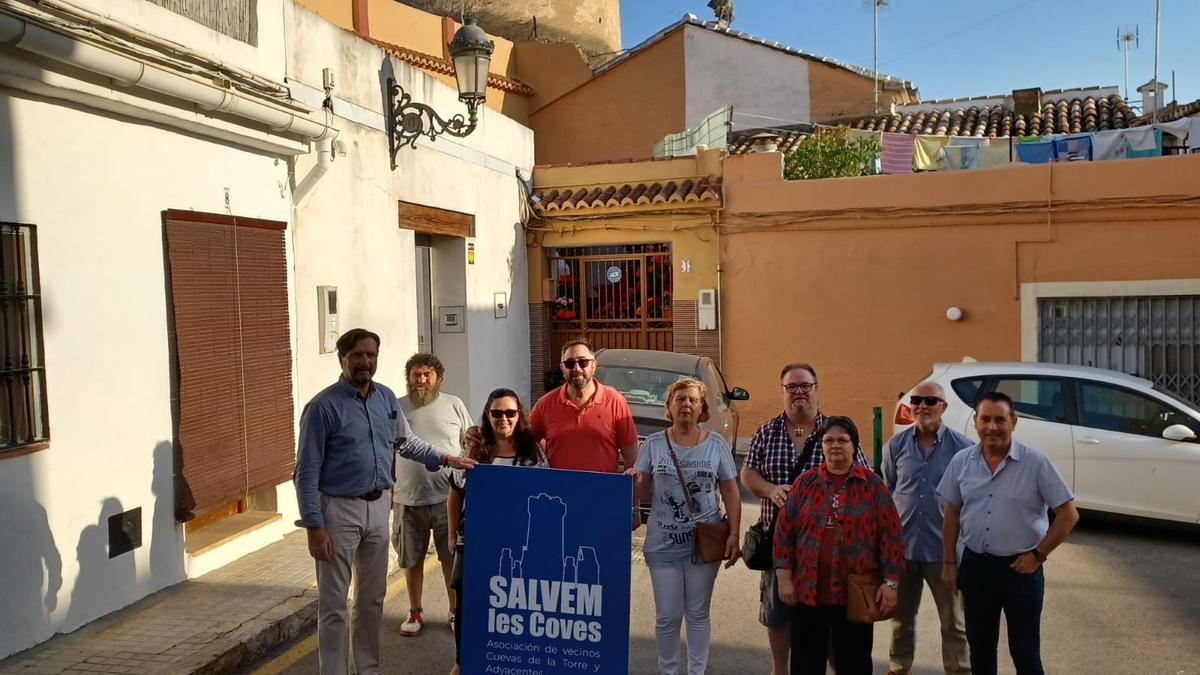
[822,437,853,446]
[488,409,519,419]
[909,396,944,407]
[561,358,593,370]
[782,382,817,393]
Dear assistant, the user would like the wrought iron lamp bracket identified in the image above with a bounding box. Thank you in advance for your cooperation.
[387,78,480,169]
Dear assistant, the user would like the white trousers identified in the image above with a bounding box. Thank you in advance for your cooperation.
[316,494,390,675]
[648,558,721,675]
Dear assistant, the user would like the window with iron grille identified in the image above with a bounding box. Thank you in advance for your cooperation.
[0,223,49,453]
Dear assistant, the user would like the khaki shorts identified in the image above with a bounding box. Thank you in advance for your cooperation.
[759,569,793,627]
[391,502,452,569]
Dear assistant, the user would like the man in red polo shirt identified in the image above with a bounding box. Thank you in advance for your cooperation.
[530,339,639,473]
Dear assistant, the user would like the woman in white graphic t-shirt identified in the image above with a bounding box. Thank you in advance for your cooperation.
[634,377,742,675]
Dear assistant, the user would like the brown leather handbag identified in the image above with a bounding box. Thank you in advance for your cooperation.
[846,571,895,624]
[665,433,730,564]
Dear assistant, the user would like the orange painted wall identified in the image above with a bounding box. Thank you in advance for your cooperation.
[302,0,532,121]
[295,0,353,30]
[515,42,593,113]
[807,61,916,122]
[530,28,687,165]
[720,153,1200,451]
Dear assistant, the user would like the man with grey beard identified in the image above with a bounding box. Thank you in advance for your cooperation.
[393,354,472,638]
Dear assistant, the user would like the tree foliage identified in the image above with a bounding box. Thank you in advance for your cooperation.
[783,127,880,180]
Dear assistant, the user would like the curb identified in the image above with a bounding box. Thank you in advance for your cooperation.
[182,589,319,675]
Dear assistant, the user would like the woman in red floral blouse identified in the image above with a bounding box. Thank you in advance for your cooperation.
[773,416,904,675]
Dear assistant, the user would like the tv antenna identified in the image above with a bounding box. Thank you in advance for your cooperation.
[1117,24,1138,102]
[870,0,889,114]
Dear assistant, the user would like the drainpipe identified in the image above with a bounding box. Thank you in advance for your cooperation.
[292,136,334,205]
[0,10,334,141]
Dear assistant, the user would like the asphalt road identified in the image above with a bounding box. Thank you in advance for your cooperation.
[245,497,1200,675]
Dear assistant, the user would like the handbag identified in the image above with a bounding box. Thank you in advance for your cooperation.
[742,431,820,571]
[741,521,774,571]
[664,432,730,564]
[845,571,895,624]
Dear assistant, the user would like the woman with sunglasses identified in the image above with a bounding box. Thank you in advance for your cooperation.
[634,377,741,675]
[446,388,546,675]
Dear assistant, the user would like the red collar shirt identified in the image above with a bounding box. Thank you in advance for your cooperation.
[529,382,638,473]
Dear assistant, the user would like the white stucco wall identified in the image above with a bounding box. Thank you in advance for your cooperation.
[66,0,286,82]
[682,24,812,130]
[287,5,533,416]
[0,89,293,658]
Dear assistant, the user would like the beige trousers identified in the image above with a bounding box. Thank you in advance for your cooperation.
[889,559,971,674]
[317,494,391,675]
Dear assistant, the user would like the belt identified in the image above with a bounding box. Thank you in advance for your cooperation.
[964,547,1020,562]
[358,490,384,501]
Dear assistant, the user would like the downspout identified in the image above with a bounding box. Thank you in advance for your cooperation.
[0,10,334,141]
[292,136,333,205]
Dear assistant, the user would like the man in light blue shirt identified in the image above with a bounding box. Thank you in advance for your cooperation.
[293,328,475,675]
[881,381,972,675]
[937,391,1079,675]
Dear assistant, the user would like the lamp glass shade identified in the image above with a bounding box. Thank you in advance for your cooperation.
[448,18,494,104]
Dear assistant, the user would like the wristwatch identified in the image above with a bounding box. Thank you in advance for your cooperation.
[883,579,899,590]
[1030,549,1048,563]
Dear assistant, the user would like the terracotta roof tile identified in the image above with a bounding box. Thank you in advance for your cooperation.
[1135,96,1200,125]
[832,94,1137,138]
[727,127,812,155]
[532,177,721,214]
[364,37,535,96]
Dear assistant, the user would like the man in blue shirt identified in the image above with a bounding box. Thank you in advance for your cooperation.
[937,391,1079,675]
[881,381,972,675]
[293,328,475,675]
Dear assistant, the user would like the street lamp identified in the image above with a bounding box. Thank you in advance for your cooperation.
[387,17,494,168]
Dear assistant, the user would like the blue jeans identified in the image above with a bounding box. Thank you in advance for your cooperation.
[958,548,1045,675]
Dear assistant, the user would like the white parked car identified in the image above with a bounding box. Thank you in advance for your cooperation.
[894,362,1200,524]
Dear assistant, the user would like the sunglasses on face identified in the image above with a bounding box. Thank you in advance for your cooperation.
[910,396,944,407]
[488,409,519,420]
[562,358,593,370]
[782,382,817,393]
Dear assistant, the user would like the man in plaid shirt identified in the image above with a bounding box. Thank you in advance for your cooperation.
[740,362,869,675]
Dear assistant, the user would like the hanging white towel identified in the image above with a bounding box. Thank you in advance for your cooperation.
[1189,118,1200,151]
[1123,126,1158,151]
[1154,118,1192,140]
[1091,129,1129,161]
[948,136,989,148]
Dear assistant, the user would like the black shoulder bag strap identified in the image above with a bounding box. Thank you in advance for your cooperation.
[788,431,821,485]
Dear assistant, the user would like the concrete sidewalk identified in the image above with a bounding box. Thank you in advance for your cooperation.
[0,531,317,675]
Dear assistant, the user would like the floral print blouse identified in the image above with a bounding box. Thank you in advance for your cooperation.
[773,464,905,606]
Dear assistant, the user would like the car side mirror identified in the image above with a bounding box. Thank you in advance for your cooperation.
[729,387,750,401]
[1162,424,1198,442]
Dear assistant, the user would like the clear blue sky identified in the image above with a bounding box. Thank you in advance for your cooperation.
[619,0,1198,106]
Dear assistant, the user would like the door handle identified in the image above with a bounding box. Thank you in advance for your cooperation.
[1076,437,1102,445]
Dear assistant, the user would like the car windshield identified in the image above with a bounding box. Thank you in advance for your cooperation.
[1151,384,1200,416]
[595,366,689,406]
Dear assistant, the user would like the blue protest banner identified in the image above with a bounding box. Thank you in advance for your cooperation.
[461,464,632,675]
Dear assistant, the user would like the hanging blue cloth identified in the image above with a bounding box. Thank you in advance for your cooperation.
[1053,133,1093,161]
[1016,140,1056,164]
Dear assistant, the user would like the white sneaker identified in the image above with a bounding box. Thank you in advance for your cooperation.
[400,609,423,636]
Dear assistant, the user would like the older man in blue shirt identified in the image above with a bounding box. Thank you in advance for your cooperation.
[882,381,972,675]
[293,328,475,675]
[937,391,1079,675]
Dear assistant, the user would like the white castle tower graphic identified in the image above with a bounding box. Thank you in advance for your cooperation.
[497,493,601,583]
